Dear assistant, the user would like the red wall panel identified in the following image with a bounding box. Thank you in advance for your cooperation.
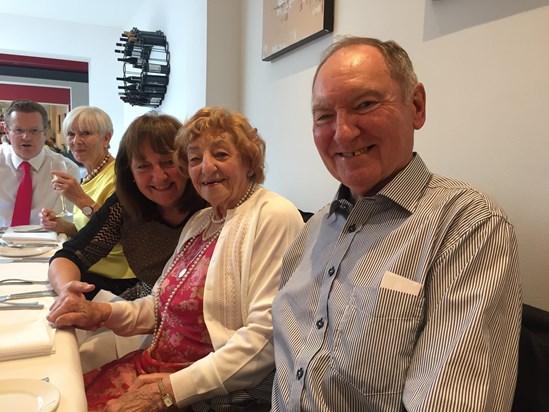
[0,83,71,106]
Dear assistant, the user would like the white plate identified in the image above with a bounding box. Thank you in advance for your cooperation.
[0,379,59,412]
[10,225,45,233]
[0,246,53,258]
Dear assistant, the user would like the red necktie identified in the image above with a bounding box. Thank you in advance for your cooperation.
[11,161,33,226]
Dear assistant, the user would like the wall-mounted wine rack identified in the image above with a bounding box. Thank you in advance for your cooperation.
[115,28,170,108]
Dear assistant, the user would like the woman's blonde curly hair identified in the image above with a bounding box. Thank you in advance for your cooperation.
[175,106,266,184]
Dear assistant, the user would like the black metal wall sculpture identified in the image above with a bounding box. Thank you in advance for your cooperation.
[116,28,170,108]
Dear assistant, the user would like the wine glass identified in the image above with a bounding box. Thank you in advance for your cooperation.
[50,159,73,218]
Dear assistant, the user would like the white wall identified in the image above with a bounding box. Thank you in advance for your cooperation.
[0,0,240,152]
[0,13,126,150]
[241,0,549,310]
[102,0,241,130]
[119,0,208,124]
[206,0,242,111]
[1,1,546,309]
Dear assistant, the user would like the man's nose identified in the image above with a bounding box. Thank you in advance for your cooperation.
[334,112,360,142]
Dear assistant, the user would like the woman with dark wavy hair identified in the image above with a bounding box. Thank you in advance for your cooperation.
[48,111,206,300]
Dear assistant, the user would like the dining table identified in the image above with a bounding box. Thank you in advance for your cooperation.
[0,242,87,411]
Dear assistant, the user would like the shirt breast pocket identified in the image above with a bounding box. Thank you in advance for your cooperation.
[330,286,423,397]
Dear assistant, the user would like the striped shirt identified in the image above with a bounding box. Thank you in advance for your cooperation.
[271,154,521,412]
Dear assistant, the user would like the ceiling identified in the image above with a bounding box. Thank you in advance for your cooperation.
[0,0,148,28]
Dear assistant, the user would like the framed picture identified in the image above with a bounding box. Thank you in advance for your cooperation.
[262,0,334,62]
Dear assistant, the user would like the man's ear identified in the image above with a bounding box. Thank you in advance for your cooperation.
[411,83,426,130]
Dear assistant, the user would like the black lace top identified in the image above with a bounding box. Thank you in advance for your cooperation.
[51,192,194,299]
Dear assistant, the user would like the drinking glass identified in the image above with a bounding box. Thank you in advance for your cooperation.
[50,159,73,218]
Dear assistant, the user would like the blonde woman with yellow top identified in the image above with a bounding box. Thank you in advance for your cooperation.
[40,106,135,299]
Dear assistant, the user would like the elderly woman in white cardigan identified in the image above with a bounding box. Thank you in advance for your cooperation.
[47,106,304,412]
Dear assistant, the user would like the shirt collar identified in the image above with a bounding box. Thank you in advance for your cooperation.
[328,153,432,217]
[10,146,46,171]
[375,153,431,213]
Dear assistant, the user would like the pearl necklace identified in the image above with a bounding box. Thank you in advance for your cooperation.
[209,183,257,224]
[149,225,223,350]
[82,152,111,184]
[210,214,225,224]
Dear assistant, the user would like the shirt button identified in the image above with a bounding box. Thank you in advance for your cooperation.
[316,318,324,329]
[349,224,356,232]
[296,368,304,380]
[328,266,335,276]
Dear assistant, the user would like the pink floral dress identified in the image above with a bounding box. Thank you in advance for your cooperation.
[85,233,217,409]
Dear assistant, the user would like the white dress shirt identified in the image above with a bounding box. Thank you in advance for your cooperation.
[0,145,81,227]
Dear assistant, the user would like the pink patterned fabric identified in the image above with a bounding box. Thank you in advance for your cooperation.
[85,234,217,410]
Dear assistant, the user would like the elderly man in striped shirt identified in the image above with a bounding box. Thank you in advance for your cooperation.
[271,36,521,412]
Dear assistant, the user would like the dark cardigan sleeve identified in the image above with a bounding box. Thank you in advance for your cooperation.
[50,192,123,274]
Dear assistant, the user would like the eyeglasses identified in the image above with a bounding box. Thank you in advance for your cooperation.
[9,128,45,137]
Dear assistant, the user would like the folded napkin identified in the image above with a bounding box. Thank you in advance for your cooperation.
[0,262,50,281]
[2,227,58,245]
[0,297,56,361]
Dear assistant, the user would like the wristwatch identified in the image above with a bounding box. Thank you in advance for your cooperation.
[81,202,98,217]
[158,378,174,408]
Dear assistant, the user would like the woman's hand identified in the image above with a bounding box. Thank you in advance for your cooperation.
[40,208,76,235]
[50,170,85,205]
[46,281,110,330]
[102,373,172,412]
[50,280,95,310]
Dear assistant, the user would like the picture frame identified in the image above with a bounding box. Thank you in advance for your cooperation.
[262,0,335,62]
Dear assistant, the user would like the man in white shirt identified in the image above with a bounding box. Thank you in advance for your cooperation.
[0,100,80,227]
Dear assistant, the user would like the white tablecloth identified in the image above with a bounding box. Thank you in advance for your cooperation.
[0,260,87,412]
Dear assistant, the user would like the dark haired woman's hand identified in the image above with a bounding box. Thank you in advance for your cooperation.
[47,281,101,328]
[40,208,76,235]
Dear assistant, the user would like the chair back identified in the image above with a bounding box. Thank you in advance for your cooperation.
[512,304,549,411]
